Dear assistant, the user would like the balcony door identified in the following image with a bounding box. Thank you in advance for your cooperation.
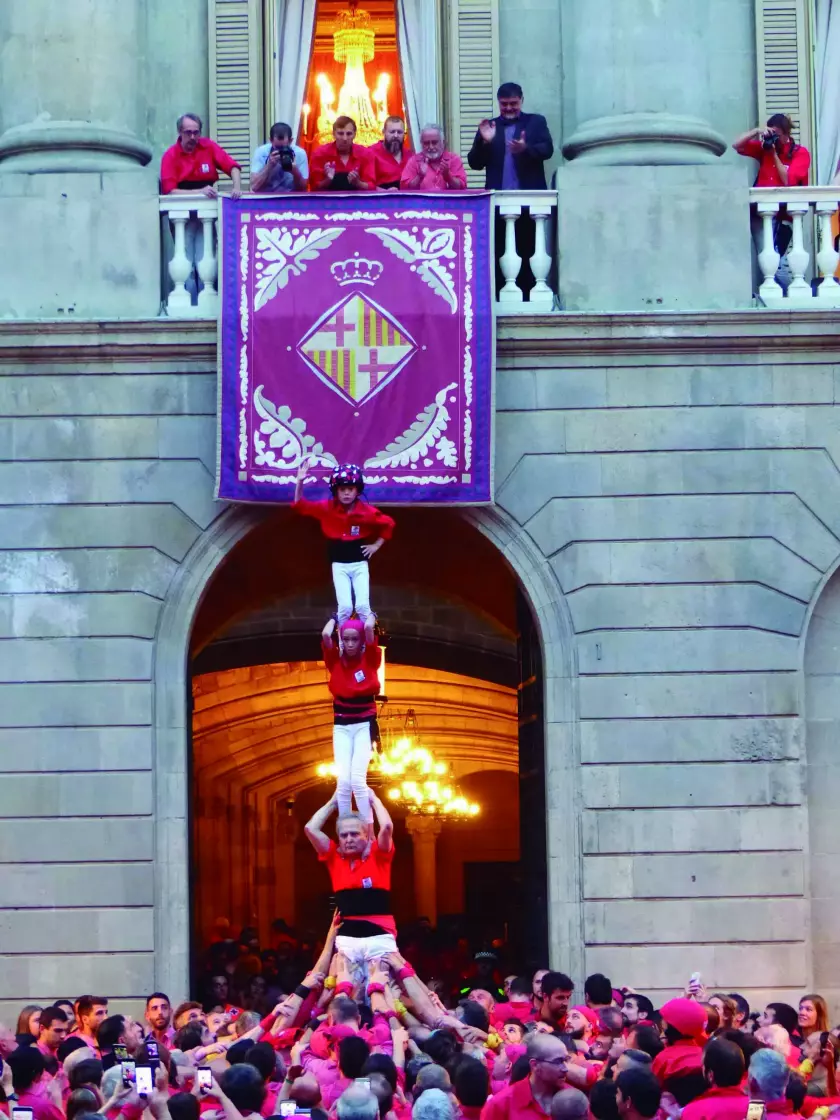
[208,0,499,188]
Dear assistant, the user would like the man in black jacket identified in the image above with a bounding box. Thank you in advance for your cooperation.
[468,82,554,297]
[468,82,554,190]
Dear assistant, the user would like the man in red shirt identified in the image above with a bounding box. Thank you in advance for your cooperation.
[35,1007,69,1075]
[7,1048,65,1120]
[305,787,397,967]
[160,113,242,199]
[160,113,241,305]
[481,1033,569,1120]
[681,1039,747,1120]
[311,117,375,191]
[539,972,574,1032]
[73,995,109,1058]
[368,117,411,189]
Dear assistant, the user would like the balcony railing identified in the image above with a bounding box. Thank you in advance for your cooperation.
[750,187,840,308]
[159,188,840,317]
[159,191,559,318]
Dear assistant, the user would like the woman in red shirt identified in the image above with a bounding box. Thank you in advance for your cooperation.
[322,615,381,825]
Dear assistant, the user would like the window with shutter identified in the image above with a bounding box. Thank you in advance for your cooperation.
[755,0,815,153]
[446,0,499,186]
[209,0,264,190]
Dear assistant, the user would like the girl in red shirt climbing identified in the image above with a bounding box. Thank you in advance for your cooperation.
[294,459,395,626]
[321,614,381,824]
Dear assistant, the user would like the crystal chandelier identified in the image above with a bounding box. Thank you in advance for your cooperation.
[315,3,391,146]
[316,714,481,821]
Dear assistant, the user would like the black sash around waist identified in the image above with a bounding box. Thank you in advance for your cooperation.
[335,886,391,916]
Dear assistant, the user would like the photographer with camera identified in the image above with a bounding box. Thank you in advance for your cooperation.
[734,114,810,294]
[733,113,810,187]
[251,122,309,194]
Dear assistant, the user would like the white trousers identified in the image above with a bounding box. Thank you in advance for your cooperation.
[332,560,371,625]
[333,720,373,822]
[335,933,398,963]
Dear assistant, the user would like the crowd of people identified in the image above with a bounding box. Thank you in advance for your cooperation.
[3,931,840,1120]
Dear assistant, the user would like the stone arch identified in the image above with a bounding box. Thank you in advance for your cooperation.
[804,562,840,1007]
[152,503,580,996]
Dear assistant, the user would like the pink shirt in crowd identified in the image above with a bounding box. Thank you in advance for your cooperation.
[400,152,467,191]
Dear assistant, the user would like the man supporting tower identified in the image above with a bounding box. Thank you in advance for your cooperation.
[304,790,396,979]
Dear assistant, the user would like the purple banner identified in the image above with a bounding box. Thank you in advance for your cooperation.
[216,193,494,504]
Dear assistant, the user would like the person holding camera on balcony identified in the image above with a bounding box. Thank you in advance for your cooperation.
[733,114,810,295]
[251,122,309,193]
[733,113,810,188]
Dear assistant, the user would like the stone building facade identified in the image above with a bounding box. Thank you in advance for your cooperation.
[1,0,839,1021]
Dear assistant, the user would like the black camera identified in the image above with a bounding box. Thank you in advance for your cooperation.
[762,131,780,151]
[276,146,295,170]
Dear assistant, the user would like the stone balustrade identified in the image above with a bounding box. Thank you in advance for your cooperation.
[494,190,558,314]
[159,191,560,318]
[160,196,220,318]
[750,187,840,308]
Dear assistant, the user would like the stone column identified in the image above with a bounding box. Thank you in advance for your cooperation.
[560,0,726,166]
[406,817,442,927]
[273,815,301,933]
[556,0,752,311]
[0,0,161,317]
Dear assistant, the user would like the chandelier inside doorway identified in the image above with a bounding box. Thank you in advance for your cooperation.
[316,707,482,820]
[307,2,393,146]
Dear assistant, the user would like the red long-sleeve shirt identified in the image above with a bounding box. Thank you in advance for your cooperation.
[323,636,381,721]
[294,496,395,563]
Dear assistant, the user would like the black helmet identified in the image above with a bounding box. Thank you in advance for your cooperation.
[329,463,364,494]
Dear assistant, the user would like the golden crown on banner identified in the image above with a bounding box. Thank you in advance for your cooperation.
[330,257,384,287]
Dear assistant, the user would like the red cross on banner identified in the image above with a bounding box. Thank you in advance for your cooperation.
[357,348,391,387]
[321,305,355,348]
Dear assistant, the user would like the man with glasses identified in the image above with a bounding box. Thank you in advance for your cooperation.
[480,1033,569,1120]
[160,113,241,302]
[160,113,241,200]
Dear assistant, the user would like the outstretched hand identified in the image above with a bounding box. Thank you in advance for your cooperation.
[296,456,313,482]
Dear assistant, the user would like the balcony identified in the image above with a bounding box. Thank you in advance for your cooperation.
[159,187,840,318]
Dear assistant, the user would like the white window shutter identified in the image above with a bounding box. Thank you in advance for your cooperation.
[209,0,263,190]
[755,0,814,154]
[447,0,500,186]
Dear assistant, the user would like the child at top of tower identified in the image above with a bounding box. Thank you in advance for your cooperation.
[294,457,395,625]
[321,614,381,824]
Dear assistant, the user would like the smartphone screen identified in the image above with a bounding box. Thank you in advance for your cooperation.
[279,1103,296,1117]
[198,1069,213,1092]
[747,1102,766,1120]
[145,1039,160,1069]
[12,1109,34,1120]
[135,1066,154,1097]
[121,1061,136,1088]
[114,1044,129,1062]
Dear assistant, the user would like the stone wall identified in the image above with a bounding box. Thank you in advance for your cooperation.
[2,311,840,1017]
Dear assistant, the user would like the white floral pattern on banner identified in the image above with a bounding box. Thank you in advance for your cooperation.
[364,382,458,468]
[326,212,388,221]
[238,223,250,470]
[391,475,459,484]
[253,385,338,469]
[463,223,474,469]
[254,226,345,310]
[364,225,458,312]
[394,211,458,221]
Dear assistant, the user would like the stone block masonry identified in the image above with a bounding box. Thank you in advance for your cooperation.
[2,311,840,1016]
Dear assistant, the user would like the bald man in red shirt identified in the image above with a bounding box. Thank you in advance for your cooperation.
[305,788,396,969]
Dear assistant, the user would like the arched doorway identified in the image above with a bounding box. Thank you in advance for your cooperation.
[152,504,580,998]
[187,507,546,998]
